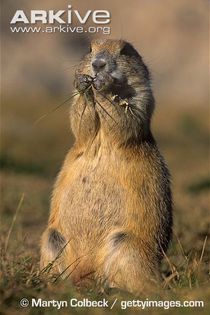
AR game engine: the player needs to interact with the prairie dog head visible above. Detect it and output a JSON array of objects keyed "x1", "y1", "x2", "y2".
[
  {"x1": 76, "y1": 39, "x2": 151, "y2": 96},
  {"x1": 73, "y1": 39, "x2": 155, "y2": 144}
]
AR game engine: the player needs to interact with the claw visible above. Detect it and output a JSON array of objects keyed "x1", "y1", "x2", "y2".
[
  {"x1": 111, "y1": 95, "x2": 120, "y2": 102},
  {"x1": 110, "y1": 95, "x2": 131, "y2": 113},
  {"x1": 119, "y1": 99, "x2": 129, "y2": 107},
  {"x1": 75, "y1": 74, "x2": 93, "y2": 92}
]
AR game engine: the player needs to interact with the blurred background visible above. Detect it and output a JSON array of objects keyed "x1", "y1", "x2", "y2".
[
  {"x1": 0, "y1": 0, "x2": 209, "y2": 308},
  {"x1": 1, "y1": 0, "x2": 209, "y2": 172}
]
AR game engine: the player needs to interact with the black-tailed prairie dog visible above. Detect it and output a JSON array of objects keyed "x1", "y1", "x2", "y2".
[{"x1": 40, "y1": 39, "x2": 173, "y2": 294}]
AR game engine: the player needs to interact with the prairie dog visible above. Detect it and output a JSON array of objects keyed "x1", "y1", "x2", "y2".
[{"x1": 40, "y1": 39, "x2": 173, "y2": 294}]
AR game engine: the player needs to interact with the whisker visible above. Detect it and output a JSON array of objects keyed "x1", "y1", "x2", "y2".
[
  {"x1": 97, "y1": 92, "x2": 115, "y2": 106},
  {"x1": 130, "y1": 107, "x2": 146, "y2": 120},
  {"x1": 34, "y1": 92, "x2": 80, "y2": 125},
  {"x1": 95, "y1": 98, "x2": 117, "y2": 124},
  {"x1": 132, "y1": 86, "x2": 151, "y2": 91},
  {"x1": 95, "y1": 100, "x2": 112, "y2": 129},
  {"x1": 128, "y1": 107, "x2": 136, "y2": 117},
  {"x1": 78, "y1": 85, "x2": 96, "y2": 137},
  {"x1": 97, "y1": 91, "x2": 121, "y2": 116},
  {"x1": 78, "y1": 95, "x2": 87, "y2": 134}
]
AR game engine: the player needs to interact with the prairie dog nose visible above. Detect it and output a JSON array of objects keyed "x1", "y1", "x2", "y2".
[{"x1": 92, "y1": 58, "x2": 106, "y2": 72}]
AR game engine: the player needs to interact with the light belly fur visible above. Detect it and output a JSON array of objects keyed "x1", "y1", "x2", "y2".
[{"x1": 58, "y1": 158, "x2": 126, "y2": 249}]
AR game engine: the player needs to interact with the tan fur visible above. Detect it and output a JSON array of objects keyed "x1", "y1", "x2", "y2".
[{"x1": 40, "y1": 39, "x2": 172, "y2": 294}]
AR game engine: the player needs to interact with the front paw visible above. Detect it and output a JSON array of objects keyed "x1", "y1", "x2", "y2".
[
  {"x1": 93, "y1": 73, "x2": 113, "y2": 91},
  {"x1": 74, "y1": 74, "x2": 93, "y2": 93}
]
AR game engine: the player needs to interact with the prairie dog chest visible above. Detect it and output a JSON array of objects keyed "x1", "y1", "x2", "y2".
[{"x1": 59, "y1": 151, "x2": 126, "y2": 227}]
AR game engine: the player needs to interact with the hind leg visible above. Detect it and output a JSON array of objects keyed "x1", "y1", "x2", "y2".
[
  {"x1": 40, "y1": 227, "x2": 68, "y2": 273},
  {"x1": 40, "y1": 227, "x2": 95, "y2": 286},
  {"x1": 40, "y1": 227, "x2": 80, "y2": 277},
  {"x1": 96, "y1": 232, "x2": 161, "y2": 294}
]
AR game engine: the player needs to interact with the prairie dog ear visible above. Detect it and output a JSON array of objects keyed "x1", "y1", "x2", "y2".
[
  {"x1": 120, "y1": 42, "x2": 141, "y2": 59},
  {"x1": 90, "y1": 40, "x2": 97, "y2": 52}
]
